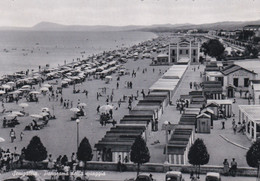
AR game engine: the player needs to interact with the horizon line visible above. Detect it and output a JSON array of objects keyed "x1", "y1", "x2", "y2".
[{"x1": 1, "y1": 18, "x2": 260, "y2": 28}]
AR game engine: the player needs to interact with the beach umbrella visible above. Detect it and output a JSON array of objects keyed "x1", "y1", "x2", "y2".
[
  {"x1": 29, "y1": 91, "x2": 40, "y2": 94},
  {"x1": 19, "y1": 103, "x2": 29, "y2": 108},
  {"x1": 0, "y1": 90, "x2": 5, "y2": 94},
  {"x1": 40, "y1": 87, "x2": 49, "y2": 91},
  {"x1": 42, "y1": 84, "x2": 52, "y2": 88},
  {"x1": 9, "y1": 90, "x2": 22, "y2": 95},
  {"x1": 12, "y1": 111, "x2": 24, "y2": 116},
  {"x1": 7, "y1": 81, "x2": 15, "y2": 85},
  {"x1": 6, "y1": 113, "x2": 17, "y2": 118},
  {"x1": 78, "y1": 103, "x2": 87, "y2": 107},
  {"x1": 105, "y1": 76, "x2": 112, "y2": 79},
  {"x1": 30, "y1": 114, "x2": 43, "y2": 119},
  {"x1": 61, "y1": 80, "x2": 68, "y2": 84},
  {"x1": 21, "y1": 85, "x2": 31, "y2": 89},
  {"x1": 0, "y1": 137, "x2": 5, "y2": 142},
  {"x1": 40, "y1": 112, "x2": 49, "y2": 117},
  {"x1": 42, "y1": 107, "x2": 49, "y2": 112},
  {"x1": 1, "y1": 85, "x2": 11, "y2": 89},
  {"x1": 100, "y1": 105, "x2": 113, "y2": 113},
  {"x1": 70, "y1": 108, "x2": 80, "y2": 112}
]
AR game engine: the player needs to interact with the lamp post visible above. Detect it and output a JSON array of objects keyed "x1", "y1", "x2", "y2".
[
  {"x1": 164, "y1": 121, "x2": 169, "y2": 163},
  {"x1": 76, "y1": 119, "x2": 80, "y2": 149}
]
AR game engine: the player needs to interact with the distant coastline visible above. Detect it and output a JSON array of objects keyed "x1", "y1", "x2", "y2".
[{"x1": 0, "y1": 31, "x2": 157, "y2": 76}]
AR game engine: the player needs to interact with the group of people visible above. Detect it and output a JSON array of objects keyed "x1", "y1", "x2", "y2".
[
  {"x1": 0, "y1": 147, "x2": 23, "y2": 173},
  {"x1": 125, "y1": 81, "x2": 133, "y2": 89},
  {"x1": 176, "y1": 98, "x2": 189, "y2": 114},
  {"x1": 9, "y1": 129, "x2": 24, "y2": 142},
  {"x1": 223, "y1": 158, "x2": 238, "y2": 176},
  {"x1": 232, "y1": 119, "x2": 246, "y2": 135},
  {"x1": 189, "y1": 81, "x2": 201, "y2": 91}
]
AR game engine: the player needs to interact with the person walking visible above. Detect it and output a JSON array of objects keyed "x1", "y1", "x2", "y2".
[
  {"x1": 20, "y1": 132, "x2": 24, "y2": 141},
  {"x1": 221, "y1": 119, "x2": 225, "y2": 129},
  {"x1": 232, "y1": 119, "x2": 235, "y2": 128},
  {"x1": 233, "y1": 124, "x2": 237, "y2": 134},
  {"x1": 10, "y1": 129, "x2": 16, "y2": 143}
]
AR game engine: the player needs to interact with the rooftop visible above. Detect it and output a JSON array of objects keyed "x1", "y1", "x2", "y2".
[
  {"x1": 221, "y1": 64, "x2": 256, "y2": 76},
  {"x1": 238, "y1": 105, "x2": 260, "y2": 121}
]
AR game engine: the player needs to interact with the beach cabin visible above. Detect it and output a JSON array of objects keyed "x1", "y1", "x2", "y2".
[
  {"x1": 144, "y1": 95, "x2": 168, "y2": 110},
  {"x1": 179, "y1": 114, "x2": 197, "y2": 127},
  {"x1": 207, "y1": 99, "x2": 233, "y2": 118},
  {"x1": 196, "y1": 113, "x2": 211, "y2": 134},
  {"x1": 129, "y1": 110, "x2": 156, "y2": 131},
  {"x1": 202, "y1": 81, "x2": 223, "y2": 100},
  {"x1": 167, "y1": 128, "x2": 194, "y2": 165},
  {"x1": 149, "y1": 91, "x2": 169, "y2": 105},
  {"x1": 132, "y1": 104, "x2": 162, "y2": 121},
  {"x1": 94, "y1": 124, "x2": 146, "y2": 162},
  {"x1": 205, "y1": 71, "x2": 224, "y2": 85},
  {"x1": 201, "y1": 108, "x2": 215, "y2": 128},
  {"x1": 238, "y1": 105, "x2": 260, "y2": 142}
]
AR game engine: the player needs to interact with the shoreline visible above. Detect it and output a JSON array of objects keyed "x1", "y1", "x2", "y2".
[{"x1": 0, "y1": 30, "x2": 158, "y2": 77}]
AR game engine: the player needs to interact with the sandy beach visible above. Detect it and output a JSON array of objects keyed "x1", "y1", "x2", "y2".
[{"x1": 0, "y1": 55, "x2": 169, "y2": 161}]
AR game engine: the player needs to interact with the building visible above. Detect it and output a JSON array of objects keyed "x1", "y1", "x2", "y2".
[
  {"x1": 221, "y1": 64, "x2": 257, "y2": 91},
  {"x1": 239, "y1": 105, "x2": 260, "y2": 142},
  {"x1": 168, "y1": 39, "x2": 200, "y2": 64},
  {"x1": 243, "y1": 25, "x2": 260, "y2": 32},
  {"x1": 249, "y1": 80, "x2": 260, "y2": 104},
  {"x1": 243, "y1": 25, "x2": 260, "y2": 37},
  {"x1": 152, "y1": 53, "x2": 169, "y2": 65}
]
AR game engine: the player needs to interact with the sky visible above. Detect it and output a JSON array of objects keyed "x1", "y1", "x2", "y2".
[{"x1": 0, "y1": 0, "x2": 260, "y2": 27}]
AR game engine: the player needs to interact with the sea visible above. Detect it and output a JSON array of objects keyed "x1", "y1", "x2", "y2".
[{"x1": 0, "y1": 31, "x2": 157, "y2": 76}]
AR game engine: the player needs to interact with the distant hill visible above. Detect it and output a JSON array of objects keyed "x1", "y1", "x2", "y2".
[
  {"x1": 1, "y1": 20, "x2": 260, "y2": 32},
  {"x1": 139, "y1": 20, "x2": 260, "y2": 32}
]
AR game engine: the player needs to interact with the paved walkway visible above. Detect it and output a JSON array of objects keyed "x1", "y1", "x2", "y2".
[{"x1": 148, "y1": 64, "x2": 252, "y2": 167}]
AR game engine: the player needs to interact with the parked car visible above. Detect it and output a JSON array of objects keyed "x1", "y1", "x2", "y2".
[
  {"x1": 126, "y1": 173, "x2": 155, "y2": 181},
  {"x1": 205, "y1": 172, "x2": 221, "y2": 181},
  {"x1": 136, "y1": 174, "x2": 155, "y2": 181},
  {"x1": 165, "y1": 171, "x2": 184, "y2": 181}
]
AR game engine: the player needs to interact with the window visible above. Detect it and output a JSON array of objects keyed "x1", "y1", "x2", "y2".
[
  {"x1": 233, "y1": 78, "x2": 239, "y2": 87},
  {"x1": 186, "y1": 50, "x2": 189, "y2": 54},
  {"x1": 193, "y1": 58, "x2": 196, "y2": 62},
  {"x1": 193, "y1": 50, "x2": 196, "y2": 56},
  {"x1": 244, "y1": 78, "x2": 249, "y2": 87},
  {"x1": 172, "y1": 50, "x2": 175, "y2": 55},
  {"x1": 180, "y1": 50, "x2": 182, "y2": 54},
  {"x1": 172, "y1": 58, "x2": 175, "y2": 62}
]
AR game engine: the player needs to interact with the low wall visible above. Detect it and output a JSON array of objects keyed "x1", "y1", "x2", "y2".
[{"x1": 86, "y1": 161, "x2": 258, "y2": 177}]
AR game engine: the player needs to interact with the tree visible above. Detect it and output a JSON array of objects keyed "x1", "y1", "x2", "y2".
[
  {"x1": 24, "y1": 136, "x2": 47, "y2": 168},
  {"x1": 201, "y1": 42, "x2": 209, "y2": 61},
  {"x1": 245, "y1": 45, "x2": 259, "y2": 58},
  {"x1": 130, "y1": 135, "x2": 150, "y2": 176},
  {"x1": 246, "y1": 140, "x2": 260, "y2": 179},
  {"x1": 188, "y1": 138, "x2": 209, "y2": 178},
  {"x1": 77, "y1": 137, "x2": 93, "y2": 179},
  {"x1": 201, "y1": 39, "x2": 225, "y2": 60}
]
